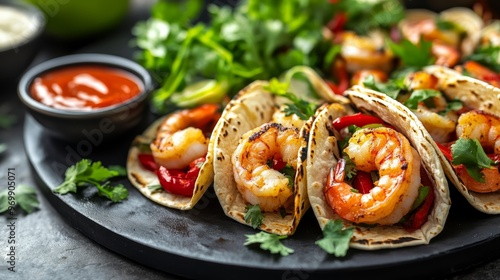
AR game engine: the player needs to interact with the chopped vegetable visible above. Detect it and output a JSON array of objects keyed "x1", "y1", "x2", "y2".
[
  {"x1": 387, "y1": 39, "x2": 435, "y2": 69},
  {"x1": 265, "y1": 78, "x2": 318, "y2": 120},
  {"x1": 0, "y1": 184, "x2": 40, "y2": 215},
  {"x1": 329, "y1": 0, "x2": 405, "y2": 34},
  {"x1": 244, "y1": 231, "x2": 294, "y2": 256},
  {"x1": 54, "y1": 159, "x2": 129, "y2": 202},
  {"x1": 245, "y1": 204, "x2": 264, "y2": 229},
  {"x1": 315, "y1": 219, "x2": 353, "y2": 257},
  {"x1": 132, "y1": 0, "x2": 337, "y2": 113},
  {"x1": 451, "y1": 138, "x2": 496, "y2": 183}
]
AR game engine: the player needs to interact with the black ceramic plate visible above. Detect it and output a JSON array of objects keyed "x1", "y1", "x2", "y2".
[
  {"x1": 24, "y1": 105, "x2": 500, "y2": 280},
  {"x1": 24, "y1": 13, "x2": 500, "y2": 280}
]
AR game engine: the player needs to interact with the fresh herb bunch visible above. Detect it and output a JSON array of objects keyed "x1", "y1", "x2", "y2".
[
  {"x1": 330, "y1": 0, "x2": 405, "y2": 35},
  {"x1": 132, "y1": 0, "x2": 337, "y2": 113},
  {"x1": 54, "y1": 159, "x2": 129, "y2": 202}
]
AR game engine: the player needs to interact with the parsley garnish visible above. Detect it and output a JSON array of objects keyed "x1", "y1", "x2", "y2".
[
  {"x1": 331, "y1": 0, "x2": 405, "y2": 35},
  {"x1": 244, "y1": 231, "x2": 294, "y2": 256},
  {"x1": 403, "y1": 89, "x2": 441, "y2": 110},
  {"x1": 343, "y1": 156, "x2": 357, "y2": 180},
  {"x1": 451, "y1": 138, "x2": 496, "y2": 183},
  {"x1": 54, "y1": 159, "x2": 129, "y2": 202},
  {"x1": 362, "y1": 75, "x2": 406, "y2": 100},
  {"x1": 266, "y1": 78, "x2": 318, "y2": 120},
  {"x1": 148, "y1": 184, "x2": 163, "y2": 194},
  {"x1": 387, "y1": 39, "x2": 435, "y2": 68},
  {"x1": 439, "y1": 99, "x2": 463, "y2": 116},
  {"x1": 245, "y1": 204, "x2": 264, "y2": 229},
  {"x1": 466, "y1": 45, "x2": 500, "y2": 72},
  {"x1": 0, "y1": 184, "x2": 40, "y2": 215},
  {"x1": 315, "y1": 219, "x2": 354, "y2": 257}
]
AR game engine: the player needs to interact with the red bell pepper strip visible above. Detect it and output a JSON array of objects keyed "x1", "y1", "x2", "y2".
[
  {"x1": 156, "y1": 157, "x2": 205, "y2": 197},
  {"x1": 272, "y1": 156, "x2": 287, "y2": 171},
  {"x1": 138, "y1": 154, "x2": 158, "y2": 172},
  {"x1": 352, "y1": 171, "x2": 373, "y2": 194},
  {"x1": 436, "y1": 142, "x2": 453, "y2": 162},
  {"x1": 326, "y1": 59, "x2": 350, "y2": 95},
  {"x1": 326, "y1": 12, "x2": 346, "y2": 34},
  {"x1": 403, "y1": 185, "x2": 435, "y2": 232},
  {"x1": 332, "y1": 113, "x2": 386, "y2": 131}
]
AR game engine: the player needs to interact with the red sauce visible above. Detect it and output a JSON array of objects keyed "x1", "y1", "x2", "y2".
[{"x1": 30, "y1": 65, "x2": 143, "y2": 110}]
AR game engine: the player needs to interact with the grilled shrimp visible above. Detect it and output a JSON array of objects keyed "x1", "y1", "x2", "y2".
[
  {"x1": 232, "y1": 123, "x2": 302, "y2": 212},
  {"x1": 456, "y1": 110, "x2": 500, "y2": 154},
  {"x1": 454, "y1": 110, "x2": 500, "y2": 193},
  {"x1": 339, "y1": 31, "x2": 394, "y2": 73},
  {"x1": 404, "y1": 71, "x2": 458, "y2": 142},
  {"x1": 324, "y1": 127, "x2": 421, "y2": 225},
  {"x1": 151, "y1": 104, "x2": 220, "y2": 169}
]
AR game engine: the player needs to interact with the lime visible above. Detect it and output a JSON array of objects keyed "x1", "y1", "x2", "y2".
[
  {"x1": 24, "y1": 0, "x2": 130, "y2": 40},
  {"x1": 172, "y1": 79, "x2": 228, "y2": 108}
]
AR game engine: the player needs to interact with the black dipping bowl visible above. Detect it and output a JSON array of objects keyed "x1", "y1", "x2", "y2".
[
  {"x1": 0, "y1": 0, "x2": 45, "y2": 83},
  {"x1": 18, "y1": 53, "x2": 153, "y2": 143}
]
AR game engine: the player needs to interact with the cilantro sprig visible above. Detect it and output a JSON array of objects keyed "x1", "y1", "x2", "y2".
[
  {"x1": 245, "y1": 204, "x2": 264, "y2": 229},
  {"x1": 133, "y1": 0, "x2": 336, "y2": 113},
  {"x1": 387, "y1": 39, "x2": 435, "y2": 69},
  {"x1": 465, "y1": 45, "x2": 500, "y2": 72},
  {"x1": 266, "y1": 78, "x2": 318, "y2": 120},
  {"x1": 245, "y1": 231, "x2": 294, "y2": 256},
  {"x1": 0, "y1": 184, "x2": 40, "y2": 215},
  {"x1": 451, "y1": 138, "x2": 496, "y2": 183},
  {"x1": 54, "y1": 159, "x2": 129, "y2": 202},
  {"x1": 331, "y1": 0, "x2": 405, "y2": 35},
  {"x1": 316, "y1": 219, "x2": 354, "y2": 257}
]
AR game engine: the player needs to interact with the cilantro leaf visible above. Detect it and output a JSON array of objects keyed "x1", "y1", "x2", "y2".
[
  {"x1": 343, "y1": 156, "x2": 357, "y2": 180},
  {"x1": 148, "y1": 184, "x2": 163, "y2": 194},
  {"x1": 362, "y1": 75, "x2": 405, "y2": 99},
  {"x1": 266, "y1": 78, "x2": 317, "y2": 120},
  {"x1": 315, "y1": 219, "x2": 353, "y2": 257},
  {"x1": 331, "y1": 0, "x2": 405, "y2": 34},
  {"x1": 0, "y1": 185, "x2": 40, "y2": 215},
  {"x1": 387, "y1": 39, "x2": 435, "y2": 68},
  {"x1": 439, "y1": 99, "x2": 463, "y2": 116},
  {"x1": 245, "y1": 204, "x2": 264, "y2": 229},
  {"x1": 466, "y1": 46, "x2": 500, "y2": 72},
  {"x1": 451, "y1": 138, "x2": 495, "y2": 183},
  {"x1": 403, "y1": 89, "x2": 441, "y2": 110},
  {"x1": 281, "y1": 164, "x2": 296, "y2": 191},
  {"x1": 54, "y1": 159, "x2": 128, "y2": 202},
  {"x1": 244, "y1": 231, "x2": 294, "y2": 256}
]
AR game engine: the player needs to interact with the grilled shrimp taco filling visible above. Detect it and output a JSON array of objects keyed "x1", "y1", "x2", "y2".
[
  {"x1": 127, "y1": 104, "x2": 222, "y2": 210},
  {"x1": 359, "y1": 67, "x2": 500, "y2": 202},
  {"x1": 325, "y1": 114, "x2": 435, "y2": 231},
  {"x1": 213, "y1": 67, "x2": 350, "y2": 235},
  {"x1": 307, "y1": 90, "x2": 450, "y2": 249}
]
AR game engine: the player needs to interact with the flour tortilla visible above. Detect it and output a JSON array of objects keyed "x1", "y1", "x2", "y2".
[
  {"x1": 127, "y1": 109, "x2": 222, "y2": 210},
  {"x1": 422, "y1": 65, "x2": 500, "y2": 214},
  {"x1": 211, "y1": 81, "x2": 308, "y2": 235},
  {"x1": 307, "y1": 86, "x2": 451, "y2": 249}
]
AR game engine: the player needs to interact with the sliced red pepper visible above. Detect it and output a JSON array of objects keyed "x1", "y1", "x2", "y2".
[
  {"x1": 332, "y1": 113, "x2": 386, "y2": 131},
  {"x1": 156, "y1": 157, "x2": 205, "y2": 197},
  {"x1": 403, "y1": 185, "x2": 434, "y2": 232},
  {"x1": 403, "y1": 167, "x2": 435, "y2": 232},
  {"x1": 326, "y1": 12, "x2": 346, "y2": 34},
  {"x1": 352, "y1": 171, "x2": 373, "y2": 194},
  {"x1": 326, "y1": 59, "x2": 350, "y2": 95},
  {"x1": 138, "y1": 154, "x2": 158, "y2": 172},
  {"x1": 272, "y1": 156, "x2": 287, "y2": 171},
  {"x1": 435, "y1": 142, "x2": 453, "y2": 162}
]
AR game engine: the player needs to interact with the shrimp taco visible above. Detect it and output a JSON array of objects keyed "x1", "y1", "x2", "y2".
[
  {"x1": 359, "y1": 65, "x2": 500, "y2": 214},
  {"x1": 306, "y1": 87, "x2": 451, "y2": 249},
  {"x1": 212, "y1": 67, "x2": 350, "y2": 235},
  {"x1": 127, "y1": 104, "x2": 222, "y2": 210}
]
